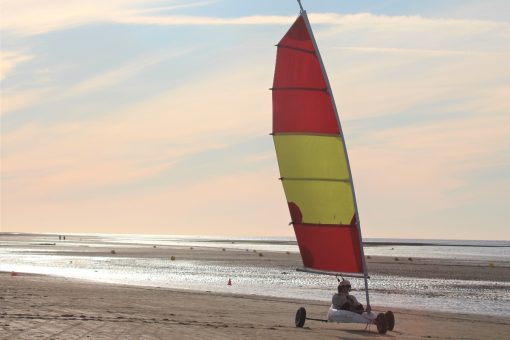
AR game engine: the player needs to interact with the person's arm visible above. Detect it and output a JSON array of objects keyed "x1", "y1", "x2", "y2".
[{"x1": 348, "y1": 295, "x2": 361, "y2": 306}]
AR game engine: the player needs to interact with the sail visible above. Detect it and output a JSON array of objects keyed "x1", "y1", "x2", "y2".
[{"x1": 272, "y1": 13, "x2": 364, "y2": 274}]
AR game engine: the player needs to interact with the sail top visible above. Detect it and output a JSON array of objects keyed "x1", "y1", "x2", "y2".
[
  {"x1": 272, "y1": 13, "x2": 364, "y2": 275},
  {"x1": 273, "y1": 15, "x2": 340, "y2": 135}
]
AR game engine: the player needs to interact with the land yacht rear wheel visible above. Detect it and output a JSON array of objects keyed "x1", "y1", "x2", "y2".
[{"x1": 385, "y1": 311, "x2": 395, "y2": 331}]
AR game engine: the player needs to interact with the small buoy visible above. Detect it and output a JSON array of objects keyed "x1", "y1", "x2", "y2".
[
  {"x1": 11, "y1": 271, "x2": 18, "y2": 276},
  {"x1": 227, "y1": 278, "x2": 232, "y2": 286}
]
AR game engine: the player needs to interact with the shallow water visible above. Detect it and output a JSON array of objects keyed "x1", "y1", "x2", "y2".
[
  {"x1": 1, "y1": 234, "x2": 509, "y2": 317},
  {"x1": 8, "y1": 233, "x2": 508, "y2": 261}
]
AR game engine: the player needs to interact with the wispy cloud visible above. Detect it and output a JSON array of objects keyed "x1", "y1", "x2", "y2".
[
  {"x1": 66, "y1": 48, "x2": 196, "y2": 98},
  {"x1": 1, "y1": 0, "x2": 217, "y2": 35},
  {"x1": 1, "y1": 88, "x2": 54, "y2": 116},
  {"x1": 3, "y1": 0, "x2": 509, "y2": 36},
  {"x1": 352, "y1": 109, "x2": 510, "y2": 238},
  {"x1": 1, "y1": 48, "x2": 195, "y2": 116},
  {"x1": 332, "y1": 46, "x2": 509, "y2": 57},
  {"x1": 1, "y1": 61, "x2": 270, "y2": 199},
  {"x1": 0, "y1": 51, "x2": 33, "y2": 81}
]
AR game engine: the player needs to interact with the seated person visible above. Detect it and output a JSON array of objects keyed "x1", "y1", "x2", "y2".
[{"x1": 332, "y1": 279, "x2": 364, "y2": 314}]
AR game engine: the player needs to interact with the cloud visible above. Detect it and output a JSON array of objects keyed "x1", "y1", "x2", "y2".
[
  {"x1": 0, "y1": 51, "x2": 33, "y2": 81},
  {"x1": 1, "y1": 0, "x2": 218, "y2": 35},
  {"x1": 66, "y1": 48, "x2": 196, "y2": 98},
  {"x1": 1, "y1": 88, "x2": 54, "y2": 115},
  {"x1": 332, "y1": 46, "x2": 508, "y2": 57},
  {"x1": 350, "y1": 99, "x2": 510, "y2": 238},
  {"x1": 1, "y1": 60, "x2": 271, "y2": 200},
  {"x1": 3, "y1": 0, "x2": 509, "y2": 37},
  {"x1": 0, "y1": 48, "x2": 196, "y2": 116}
]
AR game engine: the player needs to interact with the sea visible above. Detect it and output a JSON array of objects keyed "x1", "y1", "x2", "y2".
[{"x1": 1, "y1": 233, "x2": 509, "y2": 317}]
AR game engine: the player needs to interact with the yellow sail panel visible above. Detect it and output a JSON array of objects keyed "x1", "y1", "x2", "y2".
[
  {"x1": 273, "y1": 135, "x2": 349, "y2": 180},
  {"x1": 282, "y1": 180, "x2": 355, "y2": 225}
]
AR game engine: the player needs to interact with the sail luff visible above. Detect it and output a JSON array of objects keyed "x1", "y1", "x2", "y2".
[{"x1": 299, "y1": 11, "x2": 371, "y2": 307}]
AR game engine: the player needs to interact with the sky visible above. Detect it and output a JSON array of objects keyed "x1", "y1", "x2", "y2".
[{"x1": 1, "y1": 0, "x2": 509, "y2": 240}]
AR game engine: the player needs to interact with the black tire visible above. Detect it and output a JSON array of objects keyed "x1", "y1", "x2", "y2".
[
  {"x1": 295, "y1": 307, "x2": 306, "y2": 328},
  {"x1": 385, "y1": 311, "x2": 395, "y2": 331},
  {"x1": 376, "y1": 313, "x2": 387, "y2": 334}
]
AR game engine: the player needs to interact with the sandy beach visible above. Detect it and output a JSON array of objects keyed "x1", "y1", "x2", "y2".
[
  {"x1": 1, "y1": 235, "x2": 510, "y2": 339},
  {"x1": 1, "y1": 272, "x2": 509, "y2": 339}
]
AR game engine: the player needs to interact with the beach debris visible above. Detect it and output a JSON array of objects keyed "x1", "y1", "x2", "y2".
[
  {"x1": 367, "y1": 255, "x2": 371, "y2": 259},
  {"x1": 394, "y1": 257, "x2": 399, "y2": 261},
  {"x1": 488, "y1": 262, "x2": 495, "y2": 268},
  {"x1": 227, "y1": 278, "x2": 232, "y2": 286},
  {"x1": 286, "y1": 251, "x2": 290, "y2": 255},
  {"x1": 253, "y1": 250, "x2": 257, "y2": 253},
  {"x1": 11, "y1": 271, "x2": 19, "y2": 277},
  {"x1": 259, "y1": 252, "x2": 264, "y2": 257},
  {"x1": 222, "y1": 248, "x2": 226, "y2": 251},
  {"x1": 110, "y1": 249, "x2": 116, "y2": 254},
  {"x1": 408, "y1": 257, "x2": 413, "y2": 261},
  {"x1": 190, "y1": 247, "x2": 194, "y2": 250},
  {"x1": 153, "y1": 245, "x2": 157, "y2": 248},
  {"x1": 170, "y1": 256, "x2": 176, "y2": 261}
]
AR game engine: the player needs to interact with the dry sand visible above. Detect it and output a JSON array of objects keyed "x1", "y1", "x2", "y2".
[{"x1": 1, "y1": 273, "x2": 509, "y2": 339}]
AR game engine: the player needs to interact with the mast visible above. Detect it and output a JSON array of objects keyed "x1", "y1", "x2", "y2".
[
  {"x1": 298, "y1": 3, "x2": 371, "y2": 310},
  {"x1": 296, "y1": 0, "x2": 304, "y2": 12}
]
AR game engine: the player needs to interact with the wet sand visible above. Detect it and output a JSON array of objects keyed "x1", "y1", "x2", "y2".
[
  {"x1": 5, "y1": 232, "x2": 510, "y2": 282},
  {"x1": 1, "y1": 272, "x2": 509, "y2": 339}
]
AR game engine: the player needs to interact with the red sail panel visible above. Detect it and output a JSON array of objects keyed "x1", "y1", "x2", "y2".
[
  {"x1": 293, "y1": 223, "x2": 363, "y2": 273},
  {"x1": 273, "y1": 90, "x2": 338, "y2": 134},
  {"x1": 273, "y1": 47, "x2": 326, "y2": 89},
  {"x1": 278, "y1": 15, "x2": 314, "y2": 51}
]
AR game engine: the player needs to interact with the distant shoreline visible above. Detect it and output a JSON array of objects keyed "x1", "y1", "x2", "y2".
[{"x1": 1, "y1": 232, "x2": 508, "y2": 248}]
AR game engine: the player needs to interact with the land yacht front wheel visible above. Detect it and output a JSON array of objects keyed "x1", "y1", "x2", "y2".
[
  {"x1": 295, "y1": 307, "x2": 306, "y2": 327},
  {"x1": 376, "y1": 313, "x2": 387, "y2": 334}
]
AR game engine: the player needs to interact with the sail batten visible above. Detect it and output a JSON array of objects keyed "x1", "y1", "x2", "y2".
[
  {"x1": 271, "y1": 87, "x2": 328, "y2": 92},
  {"x1": 276, "y1": 44, "x2": 315, "y2": 54},
  {"x1": 281, "y1": 178, "x2": 351, "y2": 183},
  {"x1": 272, "y1": 11, "x2": 365, "y2": 274}
]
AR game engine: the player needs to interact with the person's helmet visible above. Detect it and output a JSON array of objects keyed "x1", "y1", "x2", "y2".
[{"x1": 337, "y1": 279, "x2": 351, "y2": 293}]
